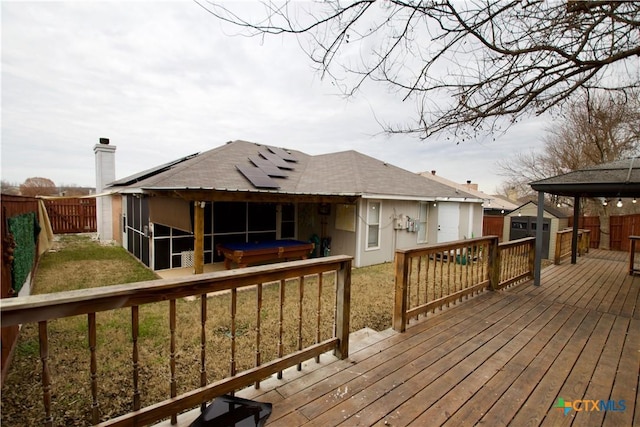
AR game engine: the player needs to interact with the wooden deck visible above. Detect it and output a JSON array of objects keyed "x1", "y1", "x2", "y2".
[{"x1": 236, "y1": 249, "x2": 639, "y2": 426}]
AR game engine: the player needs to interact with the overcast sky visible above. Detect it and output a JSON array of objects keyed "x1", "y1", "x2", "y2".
[{"x1": 2, "y1": 1, "x2": 550, "y2": 194}]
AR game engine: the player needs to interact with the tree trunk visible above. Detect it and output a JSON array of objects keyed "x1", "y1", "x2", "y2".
[{"x1": 596, "y1": 204, "x2": 611, "y2": 250}]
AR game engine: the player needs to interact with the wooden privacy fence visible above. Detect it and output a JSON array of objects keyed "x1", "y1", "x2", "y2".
[
  {"x1": 42, "y1": 198, "x2": 96, "y2": 234},
  {"x1": 0, "y1": 255, "x2": 352, "y2": 426},
  {"x1": 393, "y1": 236, "x2": 535, "y2": 332},
  {"x1": 1, "y1": 194, "x2": 40, "y2": 384},
  {"x1": 610, "y1": 214, "x2": 640, "y2": 251},
  {"x1": 567, "y1": 213, "x2": 640, "y2": 251},
  {"x1": 568, "y1": 216, "x2": 600, "y2": 249},
  {"x1": 482, "y1": 215, "x2": 504, "y2": 241}
]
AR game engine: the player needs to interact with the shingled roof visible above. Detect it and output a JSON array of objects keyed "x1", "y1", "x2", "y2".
[
  {"x1": 530, "y1": 158, "x2": 640, "y2": 197},
  {"x1": 419, "y1": 171, "x2": 518, "y2": 211},
  {"x1": 110, "y1": 140, "x2": 479, "y2": 201}
]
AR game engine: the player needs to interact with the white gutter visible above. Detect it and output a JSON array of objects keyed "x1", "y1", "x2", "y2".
[{"x1": 360, "y1": 193, "x2": 485, "y2": 203}]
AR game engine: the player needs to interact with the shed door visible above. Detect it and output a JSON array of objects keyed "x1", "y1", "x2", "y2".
[
  {"x1": 437, "y1": 203, "x2": 459, "y2": 243},
  {"x1": 510, "y1": 216, "x2": 550, "y2": 258}
]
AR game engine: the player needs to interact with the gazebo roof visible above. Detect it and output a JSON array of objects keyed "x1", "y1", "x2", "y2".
[{"x1": 529, "y1": 158, "x2": 640, "y2": 197}]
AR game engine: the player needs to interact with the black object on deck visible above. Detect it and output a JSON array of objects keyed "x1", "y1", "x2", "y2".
[{"x1": 189, "y1": 394, "x2": 272, "y2": 427}]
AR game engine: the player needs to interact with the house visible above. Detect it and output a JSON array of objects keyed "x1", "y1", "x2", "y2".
[
  {"x1": 96, "y1": 139, "x2": 484, "y2": 270},
  {"x1": 503, "y1": 201, "x2": 569, "y2": 259},
  {"x1": 419, "y1": 170, "x2": 518, "y2": 215},
  {"x1": 419, "y1": 171, "x2": 518, "y2": 241}
]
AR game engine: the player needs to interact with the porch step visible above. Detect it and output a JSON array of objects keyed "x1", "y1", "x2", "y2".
[
  {"x1": 152, "y1": 327, "x2": 396, "y2": 427},
  {"x1": 348, "y1": 327, "x2": 395, "y2": 353}
]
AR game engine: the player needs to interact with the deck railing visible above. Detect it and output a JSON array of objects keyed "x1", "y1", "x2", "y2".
[
  {"x1": 495, "y1": 237, "x2": 536, "y2": 289},
  {"x1": 554, "y1": 229, "x2": 590, "y2": 265},
  {"x1": 0, "y1": 255, "x2": 352, "y2": 426},
  {"x1": 393, "y1": 236, "x2": 536, "y2": 332}
]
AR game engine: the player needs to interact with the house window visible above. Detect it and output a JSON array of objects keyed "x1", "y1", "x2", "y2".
[
  {"x1": 418, "y1": 202, "x2": 428, "y2": 243},
  {"x1": 279, "y1": 204, "x2": 296, "y2": 239},
  {"x1": 367, "y1": 201, "x2": 381, "y2": 249}
]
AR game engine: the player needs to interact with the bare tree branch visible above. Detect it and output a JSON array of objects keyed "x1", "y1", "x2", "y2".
[
  {"x1": 196, "y1": 0, "x2": 640, "y2": 139},
  {"x1": 497, "y1": 90, "x2": 640, "y2": 202}
]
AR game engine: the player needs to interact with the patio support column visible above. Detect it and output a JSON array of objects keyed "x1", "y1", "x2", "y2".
[
  {"x1": 193, "y1": 201, "x2": 204, "y2": 275},
  {"x1": 534, "y1": 191, "x2": 544, "y2": 286},
  {"x1": 571, "y1": 196, "x2": 580, "y2": 264}
]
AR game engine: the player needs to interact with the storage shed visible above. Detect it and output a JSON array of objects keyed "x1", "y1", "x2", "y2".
[{"x1": 503, "y1": 201, "x2": 569, "y2": 259}]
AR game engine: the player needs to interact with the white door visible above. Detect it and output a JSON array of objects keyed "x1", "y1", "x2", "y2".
[{"x1": 437, "y1": 203, "x2": 459, "y2": 242}]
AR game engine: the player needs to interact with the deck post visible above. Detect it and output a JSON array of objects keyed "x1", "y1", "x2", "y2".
[
  {"x1": 193, "y1": 202, "x2": 204, "y2": 275},
  {"x1": 571, "y1": 196, "x2": 580, "y2": 264},
  {"x1": 334, "y1": 259, "x2": 351, "y2": 359},
  {"x1": 393, "y1": 251, "x2": 409, "y2": 332},
  {"x1": 534, "y1": 191, "x2": 544, "y2": 286},
  {"x1": 528, "y1": 238, "x2": 536, "y2": 280},
  {"x1": 487, "y1": 237, "x2": 500, "y2": 290}
]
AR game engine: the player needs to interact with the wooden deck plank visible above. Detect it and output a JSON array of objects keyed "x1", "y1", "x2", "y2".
[
  {"x1": 634, "y1": 332, "x2": 640, "y2": 426},
  {"x1": 607, "y1": 271, "x2": 635, "y2": 317},
  {"x1": 408, "y1": 301, "x2": 565, "y2": 426},
  {"x1": 620, "y1": 274, "x2": 640, "y2": 319},
  {"x1": 541, "y1": 312, "x2": 617, "y2": 426},
  {"x1": 293, "y1": 294, "x2": 527, "y2": 425},
  {"x1": 240, "y1": 250, "x2": 639, "y2": 427},
  {"x1": 508, "y1": 260, "x2": 578, "y2": 297},
  {"x1": 440, "y1": 302, "x2": 574, "y2": 426},
  {"x1": 573, "y1": 257, "x2": 625, "y2": 310},
  {"x1": 571, "y1": 315, "x2": 630, "y2": 427},
  {"x1": 508, "y1": 309, "x2": 602, "y2": 426},
  {"x1": 553, "y1": 257, "x2": 609, "y2": 307},
  {"x1": 265, "y1": 292, "x2": 512, "y2": 425},
  {"x1": 329, "y1": 294, "x2": 554, "y2": 426},
  {"x1": 475, "y1": 307, "x2": 589, "y2": 425},
  {"x1": 603, "y1": 317, "x2": 640, "y2": 427},
  {"x1": 583, "y1": 259, "x2": 626, "y2": 313}
]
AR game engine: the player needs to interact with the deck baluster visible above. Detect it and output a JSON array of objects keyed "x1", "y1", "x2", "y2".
[
  {"x1": 457, "y1": 246, "x2": 462, "y2": 297},
  {"x1": 415, "y1": 256, "x2": 421, "y2": 321},
  {"x1": 432, "y1": 251, "x2": 437, "y2": 313},
  {"x1": 255, "y1": 283, "x2": 262, "y2": 389},
  {"x1": 39, "y1": 321, "x2": 53, "y2": 427},
  {"x1": 230, "y1": 288, "x2": 237, "y2": 378},
  {"x1": 448, "y1": 250, "x2": 453, "y2": 307},
  {"x1": 423, "y1": 255, "x2": 429, "y2": 312},
  {"x1": 88, "y1": 313, "x2": 99, "y2": 425},
  {"x1": 407, "y1": 256, "x2": 413, "y2": 316},
  {"x1": 297, "y1": 276, "x2": 304, "y2": 371},
  {"x1": 315, "y1": 273, "x2": 323, "y2": 363},
  {"x1": 200, "y1": 295, "x2": 207, "y2": 412},
  {"x1": 169, "y1": 299, "x2": 177, "y2": 424},
  {"x1": 132, "y1": 306, "x2": 140, "y2": 411},
  {"x1": 436, "y1": 251, "x2": 442, "y2": 310},
  {"x1": 277, "y1": 279, "x2": 285, "y2": 379},
  {"x1": 465, "y1": 245, "x2": 470, "y2": 298}
]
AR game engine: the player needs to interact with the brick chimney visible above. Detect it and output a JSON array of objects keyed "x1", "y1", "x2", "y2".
[
  {"x1": 94, "y1": 138, "x2": 116, "y2": 242},
  {"x1": 465, "y1": 180, "x2": 479, "y2": 191}
]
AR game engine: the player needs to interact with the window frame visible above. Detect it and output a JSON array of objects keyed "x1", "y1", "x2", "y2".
[
  {"x1": 366, "y1": 200, "x2": 382, "y2": 250},
  {"x1": 417, "y1": 201, "x2": 428, "y2": 244}
]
